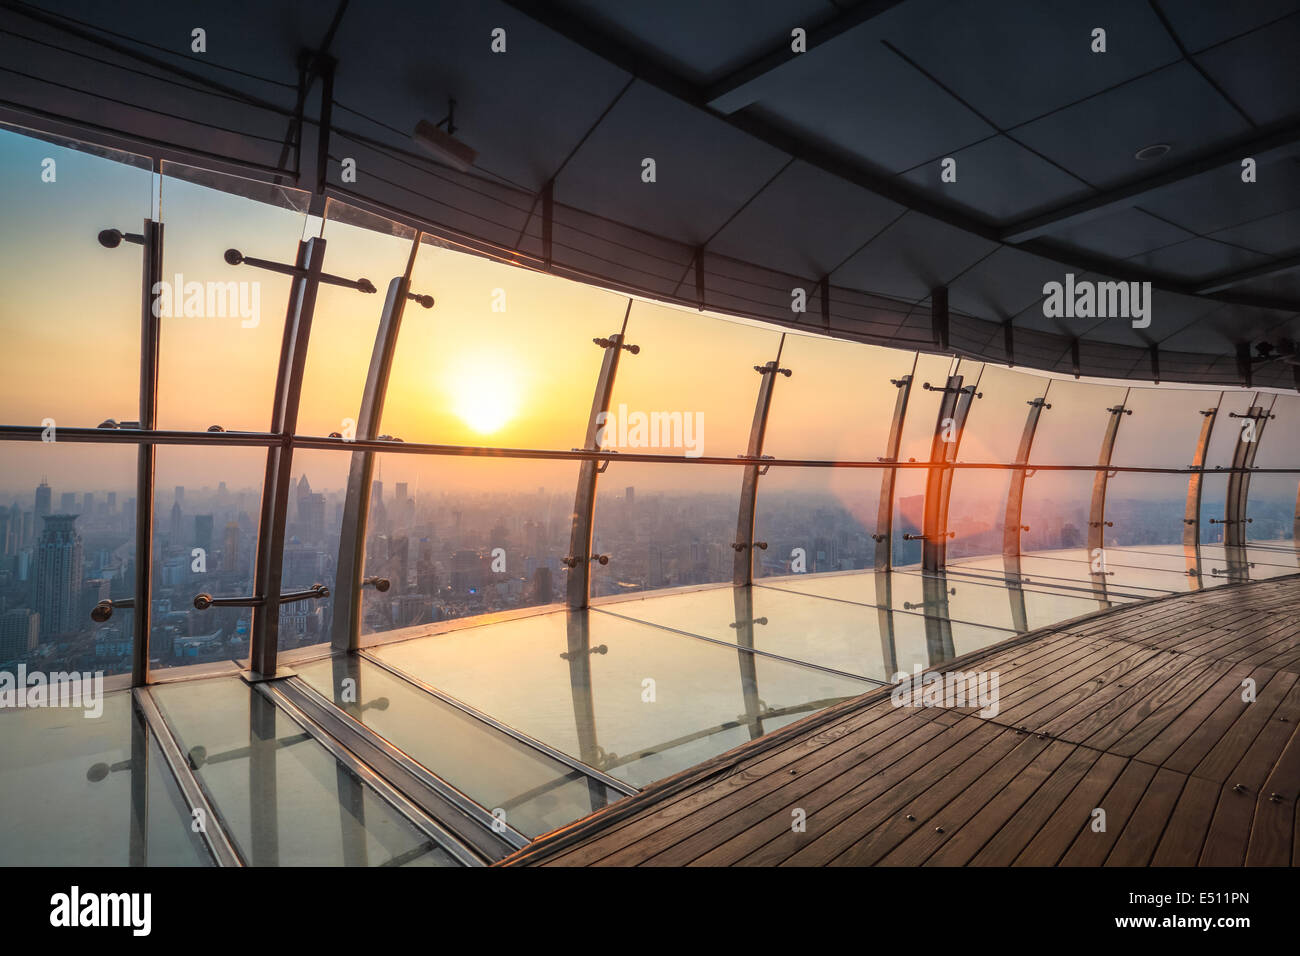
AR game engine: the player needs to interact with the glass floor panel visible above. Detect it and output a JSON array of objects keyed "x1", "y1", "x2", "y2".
[
  {"x1": 757, "y1": 568, "x2": 1110, "y2": 635},
  {"x1": 950, "y1": 548, "x2": 1193, "y2": 595},
  {"x1": 600, "y1": 580, "x2": 1013, "y2": 680},
  {"x1": 295, "y1": 656, "x2": 624, "y2": 838},
  {"x1": 151, "y1": 677, "x2": 460, "y2": 866},
  {"x1": 0, "y1": 690, "x2": 211, "y2": 866},
  {"x1": 368, "y1": 609, "x2": 873, "y2": 790}
]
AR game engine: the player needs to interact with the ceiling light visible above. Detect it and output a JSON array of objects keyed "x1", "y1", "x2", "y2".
[{"x1": 1134, "y1": 143, "x2": 1171, "y2": 161}]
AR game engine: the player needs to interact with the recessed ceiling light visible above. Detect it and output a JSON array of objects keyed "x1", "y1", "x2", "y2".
[{"x1": 1134, "y1": 143, "x2": 1171, "y2": 161}]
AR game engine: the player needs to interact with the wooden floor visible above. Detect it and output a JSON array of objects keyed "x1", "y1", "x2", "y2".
[{"x1": 502, "y1": 575, "x2": 1300, "y2": 866}]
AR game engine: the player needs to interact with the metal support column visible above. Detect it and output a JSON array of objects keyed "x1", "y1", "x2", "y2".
[
  {"x1": 930, "y1": 375, "x2": 980, "y2": 571},
  {"x1": 332, "y1": 248, "x2": 431, "y2": 653},
  {"x1": 1003, "y1": 389, "x2": 1051, "y2": 633},
  {"x1": 563, "y1": 611, "x2": 611, "y2": 812},
  {"x1": 732, "y1": 588, "x2": 766, "y2": 741},
  {"x1": 1182, "y1": 402, "x2": 1220, "y2": 588},
  {"x1": 873, "y1": 372, "x2": 913, "y2": 571},
  {"x1": 250, "y1": 238, "x2": 324, "y2": 678},
  {"x1": 1223, "y1": 402, "x2": 1273, "y2": 582},
  {"x1": 135, "y1": 219, "x2": 163, "y2": 684},
  {"x1": 732, "y1": 335, "x2": 789, "y2": 586},
  {"x1": 919, "y1": 376, "x2": 964, "y2": 572},
  {"x1": 1088, "y1": 391, "x2": 1131, "y2": 603},
  {"x1": 565, "y1": 303, "x2": 635, "y2": 608}
]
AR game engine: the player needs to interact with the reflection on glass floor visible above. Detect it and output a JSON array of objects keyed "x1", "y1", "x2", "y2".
[
  {"x1": 0, "y1": 691, "x2": 211, "y2": 865},
  {"x1": 151, "y1": 678, "x2": 461, "y2": 866}
]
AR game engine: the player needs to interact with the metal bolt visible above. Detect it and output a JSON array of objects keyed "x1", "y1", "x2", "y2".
[{"x1": 905, "y1": 814, "x2": 915, "y2": 821}]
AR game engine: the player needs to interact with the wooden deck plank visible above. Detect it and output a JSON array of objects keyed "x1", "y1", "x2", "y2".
[{"x1": 502, "y1": 574, "x2": 1300, "y2": 867}]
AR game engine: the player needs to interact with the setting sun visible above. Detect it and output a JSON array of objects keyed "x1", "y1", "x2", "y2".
[{"x1": 448, "y1": 352, "x2": 521, "y2": 435}]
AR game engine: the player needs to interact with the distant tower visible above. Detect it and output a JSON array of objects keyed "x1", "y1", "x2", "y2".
[
  {"x1": 170, "y1": 499, "x2": 183, "y2": 545},
  {"x1": 34, "y1": 479, "x2": 51, "y2": 521},
  {"x1": 35, "y1": 514, "x2": 83, "y2": 639},
  {"x1": 194, "y1": 514, "x2": 214, "y2": 553},
  {"x1": 626, "y1": 486, "x2": 635, "y2": 504},
  {"x1": 222, "y1": 522, "x2": 240, "y2": 572}
]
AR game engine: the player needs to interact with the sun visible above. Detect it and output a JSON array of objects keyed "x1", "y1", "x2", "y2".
[{"x1": 448, "y1": 353, "x2": 521, "y2": 435}]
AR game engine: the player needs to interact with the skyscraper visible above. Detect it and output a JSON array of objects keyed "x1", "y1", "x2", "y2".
[
  {"x1": 194, "y1": 514, "x2": 214, "y2": 553},
  {"x1": 35, "y1": 514, "x2": 83, "y2": 639},
  {"x1": 34, "y1": 479, "x2": 51, "y2": 521}
]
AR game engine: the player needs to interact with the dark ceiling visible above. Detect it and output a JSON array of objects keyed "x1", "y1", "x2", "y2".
[{"x1": 1, "y1": 0, "x2": 1298, "y2": 387}]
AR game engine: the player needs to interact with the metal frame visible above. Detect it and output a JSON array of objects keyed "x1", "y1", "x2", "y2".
[
  {"x1": 249, "y1": 237, "x2": 325, "y2": 678},
  {"x1": 873, "y1": 368, "x2": 914, "y2": 570},
  {"x1": 732, "y1": 335, "x2": 788, "y2": 586},
  {"x1": 332, "y1": 240, "x2": 426, "y2": 653},
  {"x1": 565, "y1": 302, "x2": 634, "y2": 609},
  {"x1": 1224, "y1": 400, "x2": 1275, "y2": 582},
  {"x1": 1087, "y1": 390, "x2": 1131, "y2": 603},
  {"x1": 1183, "y1": 400, "x2": 1222, "y2": 588},
  {"x1": 1003, "y1": 387, "x2": 1052, "y2": 631},
  {"x1": 921, "y1": 373, "x2": 981, "y2": 572},
  {"x1": 135, "y1": 219, "x2": 163, "y2": 685}
]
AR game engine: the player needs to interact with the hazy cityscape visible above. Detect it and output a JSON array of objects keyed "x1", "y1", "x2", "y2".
[{"x1": 2, "y1": 469, "x2": 1295, "y2": 678}]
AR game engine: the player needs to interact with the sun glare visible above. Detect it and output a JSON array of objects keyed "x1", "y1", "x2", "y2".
[{"x1": 448, "y1": 354, "x2": 521, "y2": 435}]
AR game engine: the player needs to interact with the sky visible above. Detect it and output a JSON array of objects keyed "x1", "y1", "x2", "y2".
[{"x1": 1, "y1": 122, "x2": 1297, "y2": 507}]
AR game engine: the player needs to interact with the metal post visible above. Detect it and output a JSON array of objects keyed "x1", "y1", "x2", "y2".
[
  {"x1": 1182, "y1": 401, "x2": 1221, "y2": 588},
  {"x1": 732, "y1": 335, "x2": 788, "y2": 586},
  {"x1": 732, "y1": 587, "x2": 765, "y2": 740},
  {"x1": 1003, "y1": 392, "x2": 1051, "y2": 579},
  {"x1": 249, "y1": 237, "x2": 326, "y2": 678},
  {"x1": 931, "y1": 286, "x2": 949, "y2": 351},
  {"x1": 873, "y1": 371, "x2": 913, "y2": 570},
  {"x1": 920, "y1": 570, "x2": 955, "y2": 665},
  {"x1": 133, "y1": 218, "x2": 163, "y2": 686},
  {"x1": 1088, "y1": 391, "x2": 1131, "y2": 603},
  {"x1": 332, "y1": 246, "x2": 429, "y2": 653},
  {"x1": 920, "y1": 376, "x2": 963, "y2": 572},
  {"x1": 1224, "y1": 401, "x2": 1273, "y2": 582},
  {"x1": 315, "y1": 56, "x2": 335, "y2": 200},
  {"x1": 873, "y1": 570, "x2": 897, "y2": 678},
  {"x1": 128, "y1": 698, "x2": 150, "y2": 865},
  {"x1": 930, "y1": 374, "x2": 980, "y2": 571},
  {"x1": 565, "y1": 303, "x2": 634, "y2": 609},
  {"x1": 563, "y1": 610, "x2": 610, "y2": 812}
]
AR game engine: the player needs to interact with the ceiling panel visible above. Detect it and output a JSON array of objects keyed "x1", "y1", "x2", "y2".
[
  {"x1": 1195, "y1": 14, "x2": 1300, "y2": 126},
  {"x1": 709, "y1": 160, "x2": 905, "y2": 277},
  {"x1": 551, "y1": 0, "x2": 836, "y2": 85},
  {"x1": 749, "y1": 34, "x2": 993, "y2": 174},
  {"x1": 831, "y1": 211, "x2": 997, "y2": 302},
  {"x1": 555, "y1": 80, "x2": 789, "y2": 247},
  {"x1": 1124, "y1": 237, "x2": 1271, "y2": 281},
  {"x1": 948, "y1": 246, "x2": 1076, "y2": 322},
  {"x1": 882, "y1": 0, "x2": 1181, "y2": 129},
  {"x1": 1013, "y1": 62, "x2": 1251, "y2": 188},
  {"x1": 1209, "y1": 208, "x2": 1300, "y2": 255},
  {"x1": 899, "y1": 134, "x2": 1092, "y2": 222},
  {"x1": 1154, "y1": 0, "x2": 1300, "y2": 53},
  {"x1": 1138, "y1": 154, "x2": 1300, "y2": 235},
  {"x1": 1043, "y1": 207, "x2": 1196, "y2": 259}
]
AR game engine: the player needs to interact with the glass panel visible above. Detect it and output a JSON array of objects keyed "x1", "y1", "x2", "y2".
[
  {"x1": 1205, "y1": 390, "x2": 1258, "y2": 468},
  {"x1": 590, "y1": 461, "x2": 740, "y2": 598},
  {"x1": 0, "y1": 690, "x2": 211, "y2": 865},
  {"x1": 891, "y1": 353, "x2": 952, "y2": 568},
  {"x1": 763, "y1": 335, "x2": 916, "y2": 461},
  {"x1": 384, "y1": 236, "x2": 630, "y2": 450},
  {"x1": 358, "y1": 454, "x2": 576, "y2": 639},
  {"x1": 150, "y1": 445, "x2": 263, "y2": 673},
  {"x1": 296, "y1": 201, "x2": 416, "y2": 438},
  {"x1": 610, "y1": 300, "x2": 783, "y2": 459},
  {"x1": 1025, "y1": 378, "x2": 1127, "y2": 465},
  {"x1": 278, "y1": 448, "x2": 349, "y2": 654},
  {"x1": 954, "y1": 363, "x2": 1051, "y2": 463},
  {"x1": 153, "y1": 676, "x2": 459, "y2": 866},
  {"x1": 1112, "y1": 385, "x2": 1219, "y2": 468},
  {"x1": 296, "y1": 656, "x2": 621, "y2": 837},
  {"x1": 0, "y1": 124, "x2": 152, "y2": 427},
  {"x1": 1248, "y1": 394, "x2": 1299, "y2": 551},
  {"x1": 753, "y1": 466, "x2": 884, "y2": 577},
  {"x1": 0, "y1": 440, "x2": 136, "y2": 676},
  {"x1": 370, "y1": 609, "x2": 871, "y2": 789},
  {"x1": 156, "y1": 162, "x2": 309, "y2": 431}
]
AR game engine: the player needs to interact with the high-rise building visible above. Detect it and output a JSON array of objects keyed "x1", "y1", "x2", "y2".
[
  {"x1": 222, "y1": 522, "x2": 240, "y2": 572},
  {"x1": 106, "y1": 491, "x2": 117, "y2": 515},
  {"x1": 82, "y1": 492, "x2": 94, "y2": 515},
  {"x1": 34, "y1": 479, "x2": 51, "y2": 522},
  {"x1": 170, "y1": 500, "x2": 183, "y2": 545},
  {"x1": 194, "y1": 514, "x2": 214, "y2": 553},
  {"x1": 0, "y1": 608, "x2": 39, "y2": 659},
  {"x1": 60, "y1": 492, "x2": 77, "y2": 513},
  {"x1": 35, "y1": 513, "x2": 83, "y2": 639}
]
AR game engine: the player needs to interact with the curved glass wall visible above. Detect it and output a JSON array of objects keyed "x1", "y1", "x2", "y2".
[{"x1": 3, "y1": 121, "x2": 1300, "y2": 860}]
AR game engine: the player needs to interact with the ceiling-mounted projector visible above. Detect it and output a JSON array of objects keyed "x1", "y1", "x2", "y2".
[{"x1": 413, "y1": 99, "x2": 477, "y2": 172}]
